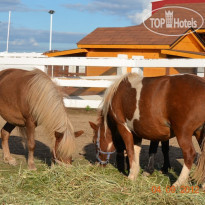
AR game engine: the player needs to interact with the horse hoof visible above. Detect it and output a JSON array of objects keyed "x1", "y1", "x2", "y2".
[
  {"x1": 128, "y1": 174, "x2": 136, "y2": 181},
  {"x1": 202, "y1": 183, "x2": 205, "y2": 191},
  {"x1": 28, "y1": 164, "x2": 37, "y2": 171},
  {"x1": 142, "y1": 171, "x2": 151, "y2": 177},
  {"x1": 160, "y1": 166, "x2": 170, "y2": 174},
  {"x1": 4, "y1": 157, "x2": 17, "y2": 166},
  {"x1": 172, "y1": 182, "x2": 179, "y2": 188},
  {"x1": 160, "y1": 169, "x2": 168, "y2": 175},
  {"x1": 51, "y1": 162, "x2": 55, "y2": 168}
]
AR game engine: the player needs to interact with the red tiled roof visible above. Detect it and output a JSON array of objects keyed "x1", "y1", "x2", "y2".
[{"x1": 78, "y1": 3, "x2": 205, "y2": 46}]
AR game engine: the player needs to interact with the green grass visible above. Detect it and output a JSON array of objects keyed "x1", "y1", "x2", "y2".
[
  {"x1": 85, "y1": 105, "x2": 91, "y2": 112},
  {"x1": 0, "y1": 159, "x2": 204, "y2": 205}
]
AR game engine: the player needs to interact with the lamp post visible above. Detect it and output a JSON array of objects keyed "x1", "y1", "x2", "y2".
[
  {"x1": 6, "y1": 11, "x2": 11, "y2": 52},
  {"x1": 48, "y1": 10, "x2": 55, "y2": 51}
]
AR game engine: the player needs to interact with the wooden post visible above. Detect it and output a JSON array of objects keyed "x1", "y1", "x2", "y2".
[
  {"x1": 117, "y1": 54, "x2": 128, "y2": 75},
  {"x1": 131, "y1": 56, "x2": 144, "y2": 76},
  {"x1": 196, "y1": 67, "x2": 204, "y2": 77},
  {"x1": 52, "y1": 65, "x2": 54, "y2": 78}
]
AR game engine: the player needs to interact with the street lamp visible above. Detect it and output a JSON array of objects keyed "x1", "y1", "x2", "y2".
[
  {"x1": 48, "y1": 10, "x2": 55, "y2": 51},
  {"x1": 6, "y1": 11, "x2": 11, "y2": 52}
]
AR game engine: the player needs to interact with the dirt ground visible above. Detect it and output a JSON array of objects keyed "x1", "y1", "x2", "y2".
[{"x1": 0, "y1": 108, "x2": 201, "y2": 173}]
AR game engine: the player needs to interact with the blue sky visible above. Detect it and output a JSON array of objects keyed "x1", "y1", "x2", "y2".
[{"x1": 0, "y1": 0, "x2": 152, "y2": 53}]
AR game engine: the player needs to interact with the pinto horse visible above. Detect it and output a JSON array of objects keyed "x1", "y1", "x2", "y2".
[
  {"x1": 90, "y1": 73, "x2": 205, "y2": 187},
  {"x1": 0, "y1": 69, "x2": 81, "y2": 170}
]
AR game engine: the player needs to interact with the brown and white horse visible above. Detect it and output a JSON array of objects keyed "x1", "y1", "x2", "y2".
[
  {"x1": 0, "y1": 69, "x2": 82, "y2": 170},
  {"x1": 90, "y1": 73, "x2": 205, "y2": 187}
]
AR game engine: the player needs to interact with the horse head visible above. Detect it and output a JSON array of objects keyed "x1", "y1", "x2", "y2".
[
  {"x1": 53, "y1": 130, "x2": 84, "y2": 165},
  {"x1": 89, "y1": 121, "x2": 115, "y2": 166}
]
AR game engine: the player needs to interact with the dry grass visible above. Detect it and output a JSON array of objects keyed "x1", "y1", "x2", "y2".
[{"x1": 0, "y1": 159, "x2": 205, "y2": 205}]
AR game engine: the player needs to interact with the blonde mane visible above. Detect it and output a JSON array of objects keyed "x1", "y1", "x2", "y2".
[
  {"x1": 26, "y1": 69, "x2": 75, "y2": 158},
  {"x1": 100, "y1": 72, "x2": 139, "y2": 127}
]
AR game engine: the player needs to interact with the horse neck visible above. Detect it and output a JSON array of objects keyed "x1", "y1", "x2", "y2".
[
  {"x1": 27, "y1": 70, "x2": 74, "y2": 135},
  {"x1": 39, "y1": 101, "x2": 74, "y2": 135}
]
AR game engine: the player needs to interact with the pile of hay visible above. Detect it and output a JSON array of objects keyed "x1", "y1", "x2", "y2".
[{"x1": 0, "y1": 159, "x2": 204, "y2": 204}]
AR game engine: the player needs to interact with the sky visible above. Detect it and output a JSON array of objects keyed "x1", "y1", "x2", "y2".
[{"x1": 0, "y1": 0, "x2": 153, "y2": 53}]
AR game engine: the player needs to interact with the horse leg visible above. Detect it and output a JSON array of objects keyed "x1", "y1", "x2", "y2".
[
  {"x1": 1, "y1": 123, "x2": 16, "y2": 165},
  {"x1": 133, "y1": 138, "x2": 142, "y2": 179},
  {"x1": 161, "y1": 140, "x2": 171, "y2": 174},
  {"x1": 117, "y1": 124, "x2": 141, "y2": 180},
  {"x1": 25, "y1": 118, "x2": 36, "y2": 170},
  {"x1": 115, "y1": 131, "x2": 129, "y2": 174},
  {"x1": 116, "y1": 151, "x2": 126, "y2": 174},
  {"x1": 173, "y1": 134, "x2": 196, "y2": 187},
  {"x1": 144, "y1": 140, "x2": 159, "y2": 176}
]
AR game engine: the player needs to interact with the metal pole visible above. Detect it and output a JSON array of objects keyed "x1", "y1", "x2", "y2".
[
  {"x1": 48, "y1": 10, "x2": 55, "y2": 51},
  {"x1": 49, "y1": 14, "x2": 52, "y2": 50},
  {"x1": 6, "y1": 11, "x2": 11, "y2": 52}
]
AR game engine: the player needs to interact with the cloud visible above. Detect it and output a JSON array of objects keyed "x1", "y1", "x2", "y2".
[
  {"x1": 0, "y1": 0, "x2": 47, "y2": 12},
  {"x1": 29, "y1": 38, "x2": 39, "y2": 47},
  {"x1": 128, "y1": 4, "x2": 152, "y2": 25},
  {"x1": 10, "y1": 38, "x2": 39, "y2": 47},
  {"x1": 0, "y1": 0, "x2": 154, "y2": 52},
  {"x1": 0, "y1": 0, "x2": 28, "y2": 12},
  {"x1": 0, "y1": 23, "x2": 86, "y2": 52},
  {"x1": 63, "y1": 0, "x2": 152, "y2": 24}
]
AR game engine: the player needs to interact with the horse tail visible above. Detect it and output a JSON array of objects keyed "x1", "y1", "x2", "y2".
[{"x1": 192, "y1": 132, "x2": 205, "y2": 184}]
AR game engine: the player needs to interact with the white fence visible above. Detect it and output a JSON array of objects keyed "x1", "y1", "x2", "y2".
[
  {"x1": 1, "y1": 53, "x2": 205, "y2": 108},
  {"x1": 0, "y1": 52, "x2": 45, "y2": 71}
]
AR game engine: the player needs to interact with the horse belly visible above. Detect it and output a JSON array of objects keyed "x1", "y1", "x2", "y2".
[
  {"x1": 127, "y1": 118, "x2": 171, "y2": 141},
  {"x1": 0, "y1": 110, "x2": 25, "y2": 126},
  {"x1": 0, "y1": 101, "x2": 26, "y2": 126}
]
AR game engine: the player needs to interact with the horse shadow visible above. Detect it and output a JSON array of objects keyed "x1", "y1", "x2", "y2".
[
  {"x1": 0, "y1": 135, "x2": 52, "y2": 166},
  {"x1": 83, "y1": 143, "x2": 183, "y2": 184}
]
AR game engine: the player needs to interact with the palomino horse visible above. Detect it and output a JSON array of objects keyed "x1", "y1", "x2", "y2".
[
  {"x1": 90, "y1": 73, "x2": 205, "y2": 187},
  {"x1": 0, "y1": 69, "x2": 81, "y2": 170}
]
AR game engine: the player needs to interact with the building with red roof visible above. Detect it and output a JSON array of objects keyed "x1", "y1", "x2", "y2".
[{"x1": 46, "y1": 1, "x2": 205, "y2": 77}]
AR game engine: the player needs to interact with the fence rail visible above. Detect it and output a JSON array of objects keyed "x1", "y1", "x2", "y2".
[
  {"x1": 53, "y1": 78, "x2": 113, "y2": 88},
  {"x1": 1, "y1": 53, "x2": 205, "y2": 108},
  {"x1": 1, "y1": 55, "x2": 205, "y2": 67}
]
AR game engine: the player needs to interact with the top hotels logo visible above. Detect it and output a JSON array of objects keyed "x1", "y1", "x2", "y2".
[
  {"x1": 165, "y1": 10, "x2": 174, "y2": 28},
  {"x1": 143, "y1": 6, "x2": 204, "y2": 36}
]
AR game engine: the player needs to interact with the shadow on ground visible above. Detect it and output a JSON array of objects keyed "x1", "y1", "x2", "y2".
[
  {"x1": 0, "y1": 135, "x2": 186, "y2": 185},
  {"x1": 0, "y1": 135, "x2": 52, "y2": 166},
  {"x1": 83, "y1": 143, "x2": 184, "y2": 184}
]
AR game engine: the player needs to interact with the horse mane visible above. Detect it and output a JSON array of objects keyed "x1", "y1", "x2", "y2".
[
  {"x1": 26, "y1": 69, "x2": 75, "y2": 158},
  {"x1": 100, "y1": 72, "x2": 139, "y2": 128}
]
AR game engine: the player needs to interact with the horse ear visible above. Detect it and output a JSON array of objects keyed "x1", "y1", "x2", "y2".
[
  {"x1": 89, "y1": 121, "x2": 98, "y2": 130},
  {"x1": 74, "y1": 130, "x2": 84, "y2": 138}
]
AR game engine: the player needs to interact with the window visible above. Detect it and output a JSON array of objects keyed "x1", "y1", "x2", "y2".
[{"x1": 46, "y1": 65, "x2": 86, "y2": 77}]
